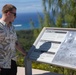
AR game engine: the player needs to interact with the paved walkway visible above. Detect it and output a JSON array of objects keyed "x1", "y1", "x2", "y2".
[{"x1": 17, "y1": 67, "x2": 63, "y2": 75}]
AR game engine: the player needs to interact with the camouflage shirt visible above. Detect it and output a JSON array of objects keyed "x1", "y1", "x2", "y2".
[{"x1": 0, "y1": 20, "x2": 17, "y2": 68}]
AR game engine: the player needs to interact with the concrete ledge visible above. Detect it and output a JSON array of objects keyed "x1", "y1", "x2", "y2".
[{"x1": 17, "y1": 67, "x2": 63, "y2": 75}]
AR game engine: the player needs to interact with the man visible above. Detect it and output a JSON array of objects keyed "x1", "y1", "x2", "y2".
[{"x1": 0, "y1": 4, "x2": 26, "y2": 75}]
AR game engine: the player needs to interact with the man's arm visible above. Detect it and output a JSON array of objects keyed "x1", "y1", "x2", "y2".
[{"x1": 15, "y1": 41, "x2": 27, "y2": 56}]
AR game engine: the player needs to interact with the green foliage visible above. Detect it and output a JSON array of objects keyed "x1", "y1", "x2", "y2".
[
  {"x1": 32, "y1": 61, "x2": 76, "y2": 75},
  {"x1": 17, "y1": 54, "x2": 25, "y2": 66},
  {"x1": 56, "y1": 16, "x2": 63, "y2": 27},
  {"x1": 16, "y1": 28, "x2": 76, "y2": 75},
  {"x1": 43, "y1": 12, "x2": 51, "y2": 27},
  {"x1": 16, "y1": 0, "x2": 76, "y2": 74},
  {"x1": 16, "y1": 30, "x2": 35, "y2": 66},
  {"x1": 30, "y1": 0, "x2": 76, "y2": 75},
  {"x1": 38, "y1": 13, "x2": 44, "y2": 28},
  {"x1": 30, "y1": 18, "x2": 35, "y2": 29},
  {"x1": 16, "y1": 30, "x2": 35, "y2": 50},
  {"x1": 64, "y1": 14, "x2": 75, "y2": 23},
  {"x1": 32, "y1": 29, "x2": 40, "y2": 39}
]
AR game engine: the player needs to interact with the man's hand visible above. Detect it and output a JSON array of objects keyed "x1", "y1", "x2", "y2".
[{"x1": 15, "y1": 41, "x2": 28, "y2": 56}]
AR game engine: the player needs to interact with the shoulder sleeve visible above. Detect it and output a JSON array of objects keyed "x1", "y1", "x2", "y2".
[
  {"x1": 12, "y1": 25, "x2": 18, "y2": 41},
  {"x1": 0, "y1": 27, "x2": 5, "y2": 43}
]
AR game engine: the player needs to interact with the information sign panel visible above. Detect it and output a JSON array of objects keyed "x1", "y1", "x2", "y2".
[
  {"x1": 28, "y1": 27, "x2": 76, "y2": 69},
  {"x1": 52, "y1": 31, "x2": 76, "y2": 69}
]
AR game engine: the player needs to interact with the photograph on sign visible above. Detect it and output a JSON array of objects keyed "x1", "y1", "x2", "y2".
[{"x1": 52, "y1": 31, "x2": 76, "y2": 69}]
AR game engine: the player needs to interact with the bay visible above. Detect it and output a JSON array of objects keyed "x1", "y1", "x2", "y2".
[
  {"x1": 0, "y1": 12, "x2": 43, "y2": 30},
  {"x1": 13, "y1": 12, "x2": 43, "y2": 30},
  {"x1": 0, "y1": 12, "x2": 54, "y2": 31}
]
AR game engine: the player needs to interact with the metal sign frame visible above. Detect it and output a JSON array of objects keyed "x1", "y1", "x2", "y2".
[{"x1": 25, "y1": 27, "x2": 76, "y2": 75}]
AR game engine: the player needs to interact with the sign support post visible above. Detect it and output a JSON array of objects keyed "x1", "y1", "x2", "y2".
[{"x1": 25, "y1": 57, "x2": 32, "y2": 75}]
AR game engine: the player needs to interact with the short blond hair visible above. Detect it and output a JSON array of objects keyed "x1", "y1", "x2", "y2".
[{"x1": 2, "y1": 4, "x2": 17, "y2": 13}]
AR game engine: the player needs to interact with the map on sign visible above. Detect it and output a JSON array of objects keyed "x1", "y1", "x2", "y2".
[
  {"x1": 52, "y1": 31, "x2": 76, "y2": 69},
  {"x1": 28, "y1": 27, "x2": 76, "y2": 69}
]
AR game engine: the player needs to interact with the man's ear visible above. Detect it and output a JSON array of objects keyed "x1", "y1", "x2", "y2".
[{"x1": 6, "y1": 12, "x2": 10, "y2": 17}]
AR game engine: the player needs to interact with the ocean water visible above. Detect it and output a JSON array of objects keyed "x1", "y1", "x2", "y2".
[
  {"x1": 0, "y1": 12, "x2": 54, "y2": 31},
  {"x1": 13, "y1": 13, "x2": 43, "y2": 30},
  {"x1": 13, "y1": 12, "x2": 55, "y2": 30},
  {"x1": 0, "y1": 12, "x2": 43, "y2": 30}
]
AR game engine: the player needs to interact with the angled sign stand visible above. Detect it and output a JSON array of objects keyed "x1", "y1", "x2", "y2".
[{"x1": 25, "y1": 27, "x2": 76, "y2": 75}]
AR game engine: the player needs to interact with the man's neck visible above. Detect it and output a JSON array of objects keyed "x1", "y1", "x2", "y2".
[
  {"x1": 0, "y1": 17, "x2": 11, "y2": 28},
  {"x1": 1, "y1": 14, "x2": 9, "y2": 23}
]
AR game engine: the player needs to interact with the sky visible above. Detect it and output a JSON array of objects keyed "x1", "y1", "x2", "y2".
[{"x1": 0, "y1": 0, "x2": 43, "y2": 14}]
